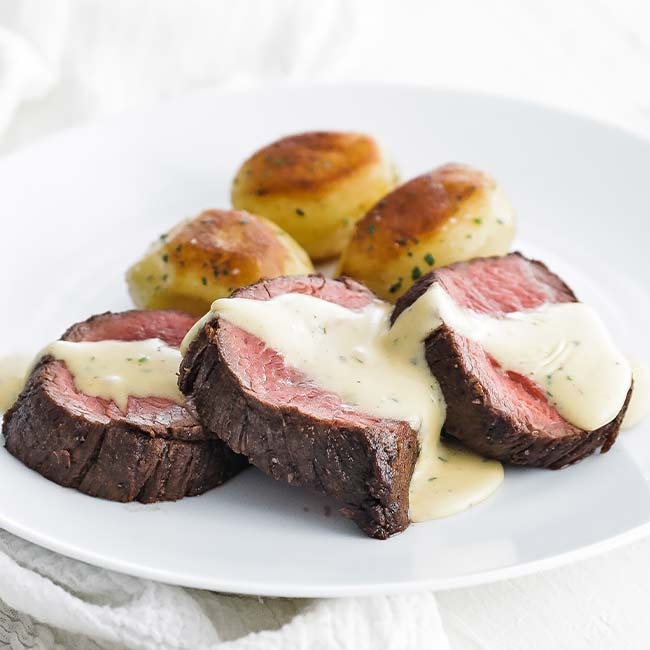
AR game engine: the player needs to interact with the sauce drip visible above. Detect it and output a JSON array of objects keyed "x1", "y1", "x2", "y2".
[
  {"x1": 622, "y1": 359, "x2": 650, "y2": 430},
  {"x1": 0, "y1": 356, "x2": 31, "y2": 412}
]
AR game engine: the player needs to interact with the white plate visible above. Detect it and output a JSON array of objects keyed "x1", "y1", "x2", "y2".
[{"x1": 1, "y1": 84, "x2": 649, "y2": 597}]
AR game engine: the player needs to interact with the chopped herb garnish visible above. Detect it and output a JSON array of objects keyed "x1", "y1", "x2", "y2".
[
  {"x1": 161, "y1": 274, "x2": 168, "y2": 282},
  {"x1": 201, "y1": 277, "x2": 207, "y2": 286},
  {"x1": 497, "y1": 218, "x2": 504, "y2": 225},
  {"x1": 411, "y1": 266, "x2": 422, "y2": 280},
  {"x1": 239, "y1": 218, "x2": 250, "y2": 225},
  {"x1": 409, "y1": 357, "x2": 418, "y2": 366},
  {"x1": 175, "y1": 244, "x2": 182, "y2": 253},
  {"x1": 428, "y1": 477, "x2": 437, "y2": 482},
  {"x1": 367, "y1": 223, "x2": 376, "y2": 234},
  {"x1": 437, "y1": 456, "x2": 448, "y2": 463},
  {"x1": 159, "y1": 233, "x2": 168, "y2": 241},
  {"x1": 138, "y1": 356, "x2": 148, "y2": 363},
  {"x1": 407, "y1": 251, "x2": 413, "y2": 257},
  {"x1": 424, "y1": 253, "x2": 434, "y2": 266},
  {"x1": 473, "y1": 218, "x2": 482, "y2": 225},
  {"x1": 161, "y1": 254, "x2": 169, "y2": 263},
  {"x1": 388, "y1": 278, "x2": 403, "y2": 294},
  {"x1": 566, "y1": 375, "x2": 573, "y2": 381},
  {"x1": 466, "y1": 234, "x2": 473, "y2": 239},
  {"x1": 295, "y1": 208, "x2": 305, "y2": 217}
]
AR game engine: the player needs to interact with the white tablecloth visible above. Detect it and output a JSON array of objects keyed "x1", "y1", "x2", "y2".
[{"x1": 1, "y1": 2, "x2": 649, "y2": 648}]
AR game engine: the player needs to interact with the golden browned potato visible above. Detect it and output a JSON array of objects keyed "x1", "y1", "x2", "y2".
[
  {"x1": 231, "y1": 131, "x2": 399, "y2": 262},
  {"x1": 127, "y1": 209, "x2": 313, "y2": 315},
  {"x1": 337, "y1": 163, "x2": 516, "y2": 301}
]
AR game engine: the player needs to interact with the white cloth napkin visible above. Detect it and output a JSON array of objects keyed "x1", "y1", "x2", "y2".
[{"x1": 0, "y1": 529, "x2": 445, "y2": 649}]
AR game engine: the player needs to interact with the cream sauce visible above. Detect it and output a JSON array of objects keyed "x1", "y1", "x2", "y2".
[
  {"x1": 41, "y1": 338, "x2": 184, "y2": 412},
  {"x1": 0, "y1": 356, "x2": 31, "y2": 412},
  {"x1": 622, "y1": 359, "x2": 650, "y2": 430},
  {"x1": 196, "y1": 292, "x2": 503, "y2": 522},
  {"x1": 417, "y1": 285, "x2": 632, "y2": 431}
]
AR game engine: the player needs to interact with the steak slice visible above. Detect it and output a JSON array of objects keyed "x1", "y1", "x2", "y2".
[
  {"x1": 3, "y1": 310, "x2": 247, "y2": 503},
  {"x1": 392, "y1": 252, "x2": 632, "y2": 468},
  {"x1": 179, "y1": 275, "x2": 418, "y2": 539}
]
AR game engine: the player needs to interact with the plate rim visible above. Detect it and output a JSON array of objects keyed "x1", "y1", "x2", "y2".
[{"x1": 2, "y1": 81, "x2": 650, "y2": 597}]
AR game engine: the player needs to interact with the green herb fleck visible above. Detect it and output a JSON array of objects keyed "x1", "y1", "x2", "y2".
[
  {"x1": 428, "y1": 477, "x2": 437, "y2": 482},
  {"x1": 411, "y1": 266, "x2": 422, "y2": 281},
  {"x1": 239, "y1": 218, "x2": 250, "y2": 225},
  {"x1": 409, "y1": 357, "x2": 418, "y2": 366},
  {"x1": 407, "y1": 251, "x2": 413, "y2": 257},
  {"x1": 159, "y1": 233, "x2": 168, "y2": 242},
  {"x1": 388, "y1": 278, "x2": 403, "y2": 294},
  {"x1": 295, "y1": 208, "x2": 305, "y2": 217},
  {"x1": 201, "y1": 277, "x2": 207, "y2": 286},
  {"x1": 161, "y1": 274, "x2": 168, "y2": 282},
  {"x1": 424, "y1": 253, "x2": 435, "y2": 266},
  {"x1": 367, "y1": 223, "x2": 376, "y2": 235},
  {"x1": 497, "y1": 218, "x2": 504, "y2": 225},
  {"x1": 473, "y1": 218, "x2": 482, "y2": 225},
  {"x1": 466, "y1": 234, "x2": 473, "y2": 239},
  {"x1": 161, "y1": 254, "x2": 169, "y2": 263},
  {"x1": 437, "y1": 456, "x2": 448, "y2": 463},
  {"x1": 138, "y1": 356, "x2": 148, "y2": 364}
]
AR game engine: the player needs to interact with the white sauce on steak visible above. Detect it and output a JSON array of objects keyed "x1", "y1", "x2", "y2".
[
  {"x1": 187, "y1": 292, "x2": 503, "y2": 522},
  {"x1": 183, "y1": 283, "x2": 632, "y2": 521},
  {"x1": 38, "y1": 338, "x2": 184, "y2": 412},
  {"x1": 415, "y1": 285, "x2": 632, "y2": 432},
  {"x1": 622, "y1": 359, "x2": 650, "y2": 430}
]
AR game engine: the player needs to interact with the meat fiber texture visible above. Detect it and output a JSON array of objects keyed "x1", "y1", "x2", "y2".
[
  {"x1": 3, "y1": 310, "x2": 247, "y2": 503},
  {"x1": 179, "y1": 275, "x2": 418, "y2": 539},
  {"x1": 393, "y1": 252, "x2": 631, "y2": 468}
]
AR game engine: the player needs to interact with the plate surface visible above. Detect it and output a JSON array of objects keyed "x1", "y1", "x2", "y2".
[{"x1": 0, "y1": 84, "x2": 649, "y2": 597}]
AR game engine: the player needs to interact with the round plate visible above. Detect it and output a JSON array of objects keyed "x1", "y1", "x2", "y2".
[{"x1": 1, "y1": 84, "x2": 649, "y2": 597}]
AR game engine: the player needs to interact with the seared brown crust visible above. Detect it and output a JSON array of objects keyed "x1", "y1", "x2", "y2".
[
  {"x1": 179, "y1": 275, "x2": 418, "y2": 539},
  {"x1": 3, "y1": 310, "x2": 247, "y2": 503},
  {"x1": 427, "y1": 325, "x2": 631, "y2": 468},
  {"x1": 392, "y1": 254, "x2": 629, "y2": 468},
  {"x1": 349, "y1": 164, "x2": 492, "y2": 263},
  {"x1": 232, "y1": 132, "x2": 382, "y2": 198}
]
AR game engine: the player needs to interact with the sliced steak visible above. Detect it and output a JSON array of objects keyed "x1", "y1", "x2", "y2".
[
  {"x1": 3, "y1": 310, "x2": 247, "y2": 502},
  {"x1": 392, "y1": 252, "x2": 632, "y2": 468},
  {"x1": 179, "y1": 275, "x2": 418, "y2": 539}
]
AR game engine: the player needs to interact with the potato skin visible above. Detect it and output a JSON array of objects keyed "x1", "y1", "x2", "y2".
[
  {"x1": 337, "y1": 163, "x2": 516, "y2": 301},
  {"x1": 231, "y1": 131, "x2": 399, "y2": 262},
  {"x1": 127, "y1": 209, "x2": 313, "y2": 315}
]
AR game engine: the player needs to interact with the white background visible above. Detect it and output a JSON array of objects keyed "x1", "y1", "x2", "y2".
[{"x1": 2, "y1": 1, "x2": 650, "y2": 648}]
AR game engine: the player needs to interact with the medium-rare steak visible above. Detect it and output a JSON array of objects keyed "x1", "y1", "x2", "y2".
[
  {"x1": 392, "y1": 252, "x2": 632, "y2": 468},
  {"x1": 179, "y1": 276, "x2": 418, "y2": 539},
  {"x1": 3, "y1": 310, "x2": 247, "y2": 502}
]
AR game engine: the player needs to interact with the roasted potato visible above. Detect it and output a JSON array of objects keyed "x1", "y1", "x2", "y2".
[
  {"x1": 337, "y1": 163, "x2": 516, "y2": 301},
  {"x1": 127, "y1": 209, "x2": 313, "y2": 315},
  {"x1": 231, "y1": 131, "x2": 399, "y2": 261}
]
